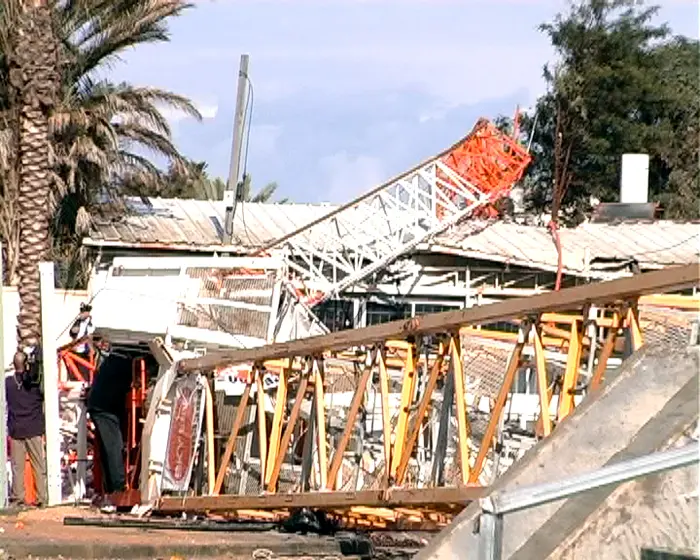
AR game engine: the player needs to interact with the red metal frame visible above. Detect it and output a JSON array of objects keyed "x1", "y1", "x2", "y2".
[
  {"x1": 125, "y1": 357, "x2": 147, "y2": 491},
  {"x1": 57, "y1": 337, "x2": 97, "y2": 386},
  {"x1": 438, "y1": 117, "x2": 531, "y2": 219}
]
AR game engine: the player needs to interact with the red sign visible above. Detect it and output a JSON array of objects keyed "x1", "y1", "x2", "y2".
[{"x1": 166, "y1": 385, "x2": 196, "y2": 483}]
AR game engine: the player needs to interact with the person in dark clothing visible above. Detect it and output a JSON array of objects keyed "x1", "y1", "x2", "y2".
[
  {"x1": 5, "y1": 351, "x2": 47, "y2": 506},
  {"x1": 69, "y1": 303, "x2": 95, "y2": 379},
  {"x1": 87, "y1": 349, "x2": 132, "y2": 503}
]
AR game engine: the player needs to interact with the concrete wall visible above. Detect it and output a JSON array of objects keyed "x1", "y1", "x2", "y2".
[
  {"x1": 552, "y1": 429, "x2": 698, "y2": 560},
  {"x1": 2, "y1": 287, "x2": 88, "y2": 369},
  {"x1": 415, "y1": 344, "x2": 699, "y2": 560}
]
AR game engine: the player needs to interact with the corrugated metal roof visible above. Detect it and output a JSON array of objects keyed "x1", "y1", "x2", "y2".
[
  {"x1": 429, "y1": 220, "x2": 699, "y2": 275},
  {"x1": 85, "y1": 197, "x2": 699, "y2": 274},
  {"x1": 87, "y1": 198, "x2": 335, "y2": 251}
]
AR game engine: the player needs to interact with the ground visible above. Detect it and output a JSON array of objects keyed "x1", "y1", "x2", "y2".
[{"x1": 0, "y1": 506, "x2": 373, "y2": 559}]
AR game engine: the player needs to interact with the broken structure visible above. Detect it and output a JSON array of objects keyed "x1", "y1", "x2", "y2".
[{"x1": 45, "y1": 118, "x2": 699, "y2": 542}]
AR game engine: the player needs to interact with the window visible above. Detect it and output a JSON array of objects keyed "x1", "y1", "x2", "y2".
[
  {"x1": 366, "y1": 302, "x2": 411, "y2": 326},
  {"x1": 315, "y1": 299, "x2": 354, "y2": 332},
  {"x1": 414, "y1": 303, "x2": 457, "y2": 316}
]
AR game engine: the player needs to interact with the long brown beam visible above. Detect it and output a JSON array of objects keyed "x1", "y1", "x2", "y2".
[
  {"x1": 157, "y1": 486, "x2": 486, "y2": 513},
  {"x1": 181, "y1": 264, "x2": 699, "y2": 372}
]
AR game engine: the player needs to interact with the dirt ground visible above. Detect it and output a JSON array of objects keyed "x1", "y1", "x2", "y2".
[{"x1": 0, "y1": 506, "x2": 359, "y2": 559}]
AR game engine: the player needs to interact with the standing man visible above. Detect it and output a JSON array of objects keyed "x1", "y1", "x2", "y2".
[
  {"x1": 87, "y1": 345, "x2": 132, "y2": 511},
  {"x1": 5, "y1": 350, "x2": 47, "y2": 506}
]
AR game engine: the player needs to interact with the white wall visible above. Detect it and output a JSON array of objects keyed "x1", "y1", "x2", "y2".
[{"x1": 2, "y1": 287, "x2": 88, "y2": 370}]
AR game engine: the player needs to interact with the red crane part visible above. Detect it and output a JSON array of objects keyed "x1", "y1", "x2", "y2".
[{"x1": 437, "y1": 118, "x2": 531, "y2": 220}]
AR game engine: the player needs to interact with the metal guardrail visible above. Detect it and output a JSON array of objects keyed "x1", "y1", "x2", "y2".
[{"x1": 477, "y1": 442, "x2": 700, "y2": 560}]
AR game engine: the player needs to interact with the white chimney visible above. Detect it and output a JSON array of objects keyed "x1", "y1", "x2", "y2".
[{"x1": 620, "y1": 153, "x2": 650, "y2": 203}]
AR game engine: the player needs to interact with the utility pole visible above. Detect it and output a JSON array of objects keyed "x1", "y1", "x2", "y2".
[
  {"x1": 224, "y1": 53, "x2": 250, "y2": 244},
  {"x1": 0, "y1": 242, "x2": 7, "y2": 508}
]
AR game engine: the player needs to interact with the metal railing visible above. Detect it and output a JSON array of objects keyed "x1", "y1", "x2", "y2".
[{"x1": 477, "y1": 442, "x2": 700, "y2": 560}]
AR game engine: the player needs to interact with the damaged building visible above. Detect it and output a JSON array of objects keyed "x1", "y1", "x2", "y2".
[{"x1": 43, "y1": 123, "x2": 698, "y2": 518}]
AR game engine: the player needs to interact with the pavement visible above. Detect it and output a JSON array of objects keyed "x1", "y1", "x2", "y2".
[{"x1": 0, "y1": 506, "x2": 368, "y2": 559}]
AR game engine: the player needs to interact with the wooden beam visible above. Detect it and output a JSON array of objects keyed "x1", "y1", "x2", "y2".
[
  {"x1": 557, "y1": 321, "x2": 582, "y2": 420},
  {"x1": 327, "y1": 352, "x2": 376, "y2": 489},
  {"x1": 590, "y1": 311, "x2": 620, "y2": 391},
  {"x1": 390, "y1": 347, "x2": 416, "y2": 480},
  {"x1": 639, "y1": 293, "x2": 700, "y2": 310},
  {"x1": 147, "y1": 338, "x2": 174, "y2": 368},
  {"x1": 264, "y1": 364, "x2": 289, "y2": 486},
  {"x1": 157, "y1": 486, "x2": 487, "y2": 513},
  {"x1": 267, "y1": 368, "x2": 310, "y2": 491},
  {"x1": 469, "y1": 339, "x2": 525, "y2": 483},
  {"x1": 450, "y1": 335, "x2": 471, "y2": 485},
  {"x1": 180, "y1": 265, "x2": 698, "y2": 372},
  {"x1": 213, "y1": 382, "x2": 252, "y2": 495},
  {"x1": 627, "y1": 306, "x2": 644, "y2": 351},
  {"x1": 255, "y1": 371, "x2": 268, "y2": 488},
  {"x1": 533, "y1": 325, "x2": 552, "y2": 437},
  {"x1": 377, "y1": 350, "x2": 392, "y2": 487},
  {"x1": 313, "y1": 360, "x2": 328, "y2": 489},
  {"x1": 395, "y1": 346, "x2": 447, "y2": 484}
]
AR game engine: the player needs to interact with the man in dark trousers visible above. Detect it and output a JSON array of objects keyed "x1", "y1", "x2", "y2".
[
  {"x1": 86, "y1": 346, "x2": 132, "y2": 510},
  {"x1": 6, "y1": 350, "x2": 47, "y2": 506}
]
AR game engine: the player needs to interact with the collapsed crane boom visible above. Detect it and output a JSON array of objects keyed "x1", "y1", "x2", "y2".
[{"x1": 262, "y1": 118, "x2": 532, "y2": 306}]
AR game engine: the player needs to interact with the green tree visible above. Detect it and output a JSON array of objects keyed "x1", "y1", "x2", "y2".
[
  {"x1": 0, "y1": 0, "x2": 198, "y2": 345},
  {"x1": 521, "y1": 0, "x2": 699, "y2": 223}
]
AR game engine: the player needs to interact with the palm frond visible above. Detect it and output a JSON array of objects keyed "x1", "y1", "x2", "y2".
[{"x1": 250, "y1": 181, "x2": 279, "y2": 203}]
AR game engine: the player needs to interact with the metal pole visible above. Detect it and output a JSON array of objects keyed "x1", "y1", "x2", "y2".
[
  {"x1": 484, "y1": 442, "x2": 699, "y2": 517},
  {"x1": 479, "y1": 510, "x2": 504, "y2": 560},
  {"x1": 39, "y1": 262, "x2": 62, "y2": 506},
  {"x1": 478, "y1": 443, "x2": 699, "y2": 560},
  {"x1": 0, "y1": 242, "x2": 7, "y2": 508},
  {"x1": 224, "y1": 53, "x2": 250, "y2": 242},
  {"x1": 75, "y1": 396, "x2": 87, "y2": 501}
]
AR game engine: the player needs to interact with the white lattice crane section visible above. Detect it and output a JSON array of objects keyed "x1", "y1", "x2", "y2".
[{"x1": 265, "y1": 119, "x2": 531, "y2": 306}]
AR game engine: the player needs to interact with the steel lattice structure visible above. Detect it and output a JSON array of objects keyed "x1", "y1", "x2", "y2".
[
  {"x1": 157, "y1": 266, "x2": 699, "y2": 531},
  {"x1": 262, "y1": 118, "x2": 531, "y2": 306}
]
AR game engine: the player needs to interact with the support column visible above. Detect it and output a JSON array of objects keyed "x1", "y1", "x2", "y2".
[
  {"x1": 0, "y1": 242, "x2": 7, "y2": 508},
  {"x1": 40, "y1": 262, "x2": 62, "y2": 506},
  {"x1": 75, "y1": 396, "x2": 87, "y2": 502}
]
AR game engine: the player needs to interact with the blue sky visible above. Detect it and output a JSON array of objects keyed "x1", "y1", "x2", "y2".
[{"x1": 111, "y1": 0, "x2": 698, "y2": 203}]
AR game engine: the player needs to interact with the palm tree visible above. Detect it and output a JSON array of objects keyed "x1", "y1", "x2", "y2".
[
  {"x1": 0, "y1": 0, "x2": 199, "y2": 347},
  {"x1": 128, "y1": 159, "x2": 289, "y2": 203},
  {"x1": 238, "y1": 174, "x2": 288, "y2": 203},
  {"x1": 2, "y1": 0, "x2": 60, "y2": 347}
]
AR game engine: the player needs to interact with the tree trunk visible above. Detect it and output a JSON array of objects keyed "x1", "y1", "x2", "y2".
[{"x1": 8, "y1": 0, "x2": 59, "y2": 348}]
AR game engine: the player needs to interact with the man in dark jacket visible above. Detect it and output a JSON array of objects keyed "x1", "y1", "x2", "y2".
[
  {"x1": 6, "y1": 350, "x2": 47, "y2": 506},
  {"x1": 87, "y1": 348, "x2": 132, "y2": 506}
]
